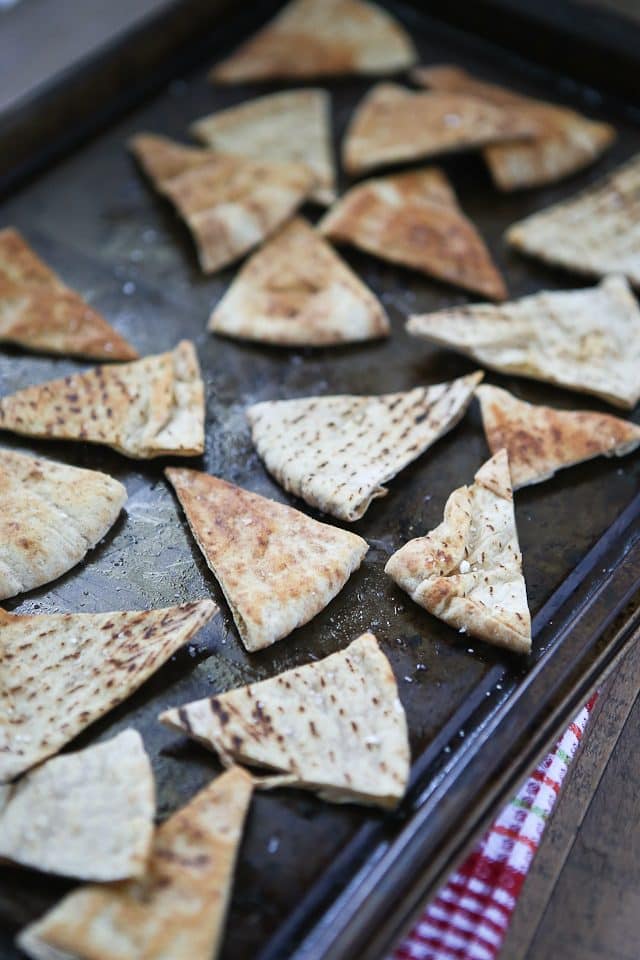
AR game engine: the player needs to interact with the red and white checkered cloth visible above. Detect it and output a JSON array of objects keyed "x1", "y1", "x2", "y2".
[{"x1": 391, "y1": 695, "x2": 597, "y2": 960}]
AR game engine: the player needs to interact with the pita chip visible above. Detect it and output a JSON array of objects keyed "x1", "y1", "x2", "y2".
[
  {"x1": 247, "y1": 371, "x2": 483, "y2": 523},
  {"x1": 0, "y1": 598, "x2": 217, "y2": 781},
  {"x1": 161, "y1": 632, "x2": 409, "y2": 808},
  {"x1": 208, "y1": 218, "x2": 389, "y2": 346},
  {"x1": 17, "y1": 766, "x2": 253, "y2": 960},
  {"x1": 0, "y1": 340, "x2": 205, "y2": 457},
  {"x1": 0, "y1": 449, "x2": 126, "y2": 601},
  {"x1": 506, "y1": 152, "x2": 640, "y2": 286},
  {"x1": 413, "y1": 65, "x2": 615, "y2": 191},
  {"x1": 165, "y1": 468, "x2": 368, "y2": 652},
  {"x1": 209, "y1": 0, "x2": 416, "y2": 83},
  {"x1": 386, "y1": 450, "x2": 531, "y2": 654},
  {"x1": 476, "y1": 383, "x2": 640, "y2": 489},
  {"x1": 408, "y1": 276, "x2": 640, "y2": 409},
  {"x1": 0, "y1": 229, "x2": 138, "y2": 361},
  {"x1": 129, "y1": 133, "x2": 314, "y2": 274},
  {"x1": 0, "y1": 729, "x2": 154, "y2": 881},
  {"x1": 342, "y1": 82, "x2": 538, "y2": 176},
  {"x1": 319, "y1": 168, "x2": 507, "y2": 300},
  {"x1": 191, "y1": 89, "x2": 336, "y2": 206}
]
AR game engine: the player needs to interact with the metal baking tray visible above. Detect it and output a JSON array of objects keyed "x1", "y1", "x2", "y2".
[{"x1": 1, "y1": 2, "x2": 639, "y2": 958}]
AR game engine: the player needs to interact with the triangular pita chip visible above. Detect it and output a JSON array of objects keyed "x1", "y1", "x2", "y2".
[
  {"x1": 161, "y1": 632, "x2": 409, "y2": 808},
  {"x1": 0, "y1": 729, "x2": 154, "y2": 880},
  {"x1": 506, "y1": 152, "x2": 640, "y2": 286},
  {"x1": 342, "y1": 82, "x2": 538, "y2": 175},
  {"x1": 247, "y1": 371, "x2": 483, "y2": 522},
  {"x1": 0, "y1": 228, "x2": 138, "y2": 361},
  {"x1": 209, "y1": 0, "x2": 416, "y2": 83},
  {"x1": 319, "y1": 168, "x2": 507, "y2": 300},
  {"x1": 17, "y1": 766, "x2": 253, "y2": 960},
  {"x1": 413, "y1": 65, "x2": 615, "y2": 190},
  {"x1": 0, "y1": 599, "x2": 217, "y2": 781},
  {"x1": 208, "y1": 218, "x2": 389, "y2": 346},
  {"x1": 477, "y1": 384, "x2": 640, "y2": 489},
  {"x1": 191, "y1": 89, "x2": 336, "y2": 206},
  {"x1": 165, "y1": 468, "x2": 368, "y2": 652},
  {"x1": 0, "y1": 340, "x2": 205, "y2": 457},
  {"x1": 129, "y1": 133, "x2": 314, "y2": 274},
  {"x1": 385, "y1": 450, "x2": 531, "y2": 653},
  {"x1": 0, "y1": 449, "x2": 126, "y2": 601},
  {"x1": 407, "y1": 276, "x2": 640, "y2": 409}
]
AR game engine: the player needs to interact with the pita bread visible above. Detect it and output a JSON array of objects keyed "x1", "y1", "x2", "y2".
[
  {"x1": 0, "y1": 598, "x2": 217, "y2": 782},
  {"x1": 208, "y1": 218, "x2": 389, "y2": 346},
  {"x1": 0, "y1": 729, "x2": 154, "y2": 881},
  {"x1": 413, "y1": 65, "x2": 615, "y2": 191},
  {"x1": 319, "y1": 168, "x2": 507, "y2": 300},
  {"x1": 191, "y1": 89, "x2": 335, "y2": 207},
  {"x1": 0, "y1": 449, "x2": 126, "y2": 601},
  {"x1": 165, "y1": 468, "x2": 368, "y2": 652},
  {"x1": 0, "y1": 229, "x2": 138, "y2": 361},
  {"x1": 17, "y1": 766, "x2": 253, "y2": 960},
  {"x1": 129, "y1": 133, "x2": 314, "y2": 274},
  {"x1": 161, "y1": 632, "x2": 409, "y2": 808},
  {"x1": 247, "y1": 371, "x2": 483, "y2": 523},
  {"x1": 209, "y1": 0, "x2": 416, "y2": 83},
  {"x1": 342, "y1": 82, "x2": 538, "y2": 175},
  {"x1": 408, "y1": 276, "x2": 640, "y2": 410},
  {"x1": 385, "y1": 450, "x2": 531, "y2": 654},
  {"x1": 0, "y1": 340, "x2": 205, "y2": 457},
  {"x1": 506, "y1": 152, "x2": 640, "y2": 285},
  {"x1": 476, "y1": 384, "x2": 640, "y2": 489}
]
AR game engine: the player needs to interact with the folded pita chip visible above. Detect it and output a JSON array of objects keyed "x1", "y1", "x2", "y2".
[
  {"x1": 408, "y1": 277, "x2": 640, "y2": 409},
  {"x1": 247, "y1": 371, "x2": 483, "y2": 523},
  {"x1": 0, "y1": 340, "x2": 205, "y2": 457},
  {"x1": 18, "y1": 766, "x2": 253, "y2": 960},
  {"x1": 0, "y1": 599, "x2": 217, "y2": 782},
  {"x1": 413, "y1": 65, "x2": 615, "y2": 191},
  {"x1": 342, "y1": 82, "x2": 538, "y2": 175},
  {"x1": 476, "y1": 384, "x2": 640, "y2": 489},
  {"x1": 209, "y1": 0, "x2": 416, "y2": 83},
  {"x1": 129, "y1": 133, "x2": 314, "y2": 274},
  {"x1": 319, "y1": 168, "x2": 507, "y2": 300},
  {"x1": 0, "y1": 228, "x2": 138, "y2": 361},
  {"x1": 386, "y1": 450, "x2": 531, "y2": 653},
  {"x1": 506, "y1": 153, "x2": 640, "y2": 286},
  {"x1": 208, "y1": 218, "x2": 389, "y2": 346},
  {"x1": 0, "y1": 449, "x2": 126, "y2": 601},
  {"x1": 165, "y1": 468, "x2": 368, "y2": 652},
  {"x1": 191, "y1": 89, "x2": 336, "y2": 206},
  {"x1": 161, "y1": 632, "x2": 409, "y2": 808},
  {"x1": 0, "y1": 729, "x2": 154, "y2": 880}
]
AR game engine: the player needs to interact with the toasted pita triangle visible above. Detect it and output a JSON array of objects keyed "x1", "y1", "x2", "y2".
[
  {"x1": 17, "y1": 766, "x2": 253, "y2": 960},
  {"x1": 247, "y1": 371, "x2": 483, "y2": 523},
  {"x1": 413, "y1": 65, "x2": 615, "y2": 191},
  {"x1": 0, "y1": 729, "x2": 154, "y2": 880},
  {"x1": 208, "y1": 218, "x2": 389, "y2": 346},
  {"x1": 0, "y1": 599, "x2": 217, "y2": 782},
  {"x1": 408, "y1": 276, "x2": 640, "y2": 409},
  {"x1": 0, "y1": 340, "x2": 205, "y2": 457},
  {"x1": 343, "y1": 82, "x2": 538, "y2": 176},
  {"x1": 129, "y1": 133, "x2": 314, "y2": 274},
  {"x1": 386, "y1": 451, "x2": 531, "y2": 653},
  {"x1": 476, "y1": 384, "x2": 640, "y2": 489},
  {"x1": 209, "y1": 0, "x2": 416, "y2": 83},
  {"x1": 191, "y1": 89, "x2": 335, "y2": 206},
  {"x1": 0, "y1": 229, "x2": 138, "y2": 361},
  {"x1": 319, "y1": 168, "x2": 507, "y2": 300},
  {"x1": 165, "y1": 468, "x2": 368, "y2": 652},
  {"x1": 161, "y1": 633, "x2": 409, "y2": 808}
]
